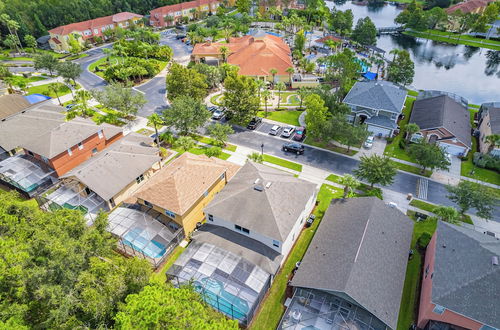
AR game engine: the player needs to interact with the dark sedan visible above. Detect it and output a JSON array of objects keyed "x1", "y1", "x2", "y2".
[
  {"x1": 282, "y1": 142, "x2": 305, "y2": 155},
  {"x1": 247, "y1": 117, "x2": 262, "y2": 130}
]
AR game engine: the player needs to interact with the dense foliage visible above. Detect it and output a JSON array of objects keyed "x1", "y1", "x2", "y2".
[
  {"x1": 103, "y1": 57, "x2": 163, "y2": 82},
  {"x1": 113, "y1": 39, "x2": 173, "y2": 61},
  {"x1": 166, "y1": 63, "x2": 209, "y2": 100}
]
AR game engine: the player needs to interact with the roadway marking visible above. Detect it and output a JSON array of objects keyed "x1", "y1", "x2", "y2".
[{"x1": 417, "y1": 178, "x2": 429, "y2": 200}]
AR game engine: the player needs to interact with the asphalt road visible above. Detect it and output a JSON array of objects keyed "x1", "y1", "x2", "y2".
[{"x1": 74, "y1": 46, "x2": 109, "y2": 90}]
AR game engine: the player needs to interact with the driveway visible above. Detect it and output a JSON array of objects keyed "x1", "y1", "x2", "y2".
[{"x1": 74, "y1": 45, "x2": 110, "y2": 91}]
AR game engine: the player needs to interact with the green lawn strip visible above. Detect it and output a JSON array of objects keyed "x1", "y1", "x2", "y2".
[
  {"x1": 65, "y1": 53, "x2": 89, "y2": 61},
  {"x1": 409, "y1": 199, "x2": 473, "y2": 224},
  {"x1": 262, "y1": 154, "x2": 303, "y2": 172},
  {"x1": 407, "y1": 90, "x2": 419, "y2": 97},
  {"x1": 136, "y1": 128, "x2": 155, "y2": 136},
  {"x1": 460, "y1": 134, "x2": 500, "y2": 186},
  {"x1": 150, "y1": 246, "x2": 186, "y2": 284},
  {"x1": 250, "y1": 184, "x2": 343, "y2": 330},
  {"x1": 391, "y1": 160, "x2": 432, "y2": 177},
  {"x1": 210, "y1": 93, "x2": 223, "y2": 105},
  {"x1": 384, "y1": 98, "x2": 415, "y2": 161},
  {"x1": 88, "y1": 56, "x2": 120, "y2": 77},
  {"x1": 397, "y1": 212, "x2": 437, "y2": 330},
  {"x1": 92, "y1": 112, "x2": 126, "y2": 127},
  {"x1": 191, "y1": 135, "x2": 237, "y2": 152},
  {"x1": 185, "y1": 146, "x2": 231, "y2": 160},
  {"x1": 304, "y1": 137, "x2": 358, "y2": 156},
  {"x1": 404, "y1": 30, "x2": 500, "y2": 51},
  {"x1": 257, "y1": 110, "x2": 302, "y2": 126},
  {"x1": 27, "y1": 82, "x2": 71, "y2": 98},
  {"x1": 326, "y1": 173, "x2": 342, "y2": 184}
]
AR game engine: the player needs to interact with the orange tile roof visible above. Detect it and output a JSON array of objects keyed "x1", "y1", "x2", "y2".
[
  {"x1": 315, "y1": 35, "x2": 342, "y2": 44},
  {"x1": 48, "y1": 12, "x2": 142, "y2": 36},
  {"x1": 132, "y1": 153, "x2": 240, "y2": 216},
  {"x1": 192, "y1": 34, "x2": 293, "y2": 76},
  {"x1": 151, "y1": 0, "x2": 219, "y2": 16},
  {"x1": 446, "y1": 0, "x2": 495, "y2": 13}
]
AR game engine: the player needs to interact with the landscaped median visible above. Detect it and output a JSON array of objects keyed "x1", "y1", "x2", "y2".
[
  {"x1": 404, "y1": 30, "x2": 500, "y2": 51},
  {"x1": 262, "y1": 154, "x2": 303, "y2": 172},
  {"x1": 250, "y1": 184, "x2": 343, "y2": 329},
  {"x1": 256, "y1": 110, "x2": 302, "y2": 126},
  {"x1": 304, "y1": 137, "x2": 358, "y2": 156}
]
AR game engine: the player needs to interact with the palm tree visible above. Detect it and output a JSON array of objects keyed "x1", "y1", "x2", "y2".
[
  {"x1": 160, "y1": 131, "x2": 175, "y2": 147},
  {"x1": 276, "y1": 81, "x2": 286, "y2": 109},
  {"x1": 148, "y1": 113, "x2": 164, "y2": 155},
  {"x1": 262, "y1": 90, "x2": 271, "y2": 118},
  {"x1": 223, "y1": 28, "x2": 233, "y2": 43},
  {"x1": 338, "y1": 174, "x2": 360, "y2": 198},
  {"x1": 285, "y1": 67, "x2": 295, "y2": 86},
  {"x1": 48, "y1": 83, "x2": 62, "y2": 105},
  {"x1": 485, "y1": 134, "x2": 500, "y2": 152},
  {"x1": 75, "y1": 89, "x2": 92, "y2": 116},
  {"x1": 269, "y1": 68, "x2": 278, "y2": 86},
  {"x1": 219, "y1": 46, "x2": 230, "y2": 63},
  {"x1": 297, "y1": 87, "x2": 310, "y2": 110},
  {"x1": 174, "y1": 136, "x2": 196, "y2": 152},
  {"x1": 389, "y1": 49, "x2": 401, "y2": 62},
  {"x1": 15, "y1": 80, "x2": 27, "y2": 95},
  {"x1": 433, "y1": 206, "x2": 461, "y2": 224},
  {"x1": 404, "y1": 123, "x2": 420, "y2": 144},
  {"x1": 255, "y1": 79, "x2": 266, "y2": 100}
]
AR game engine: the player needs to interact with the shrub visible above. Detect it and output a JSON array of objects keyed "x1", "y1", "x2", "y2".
[
  {"x1": 398, "y1": 139, "x2": 406, "y2": 150},
  {"x1": 363, "y1": 187, "x2": 383, "y2": 200},
  {"x1": 473, "y1": 152, "x2": 500, "y2": 171},
  {"x1": 417, "y1": 232, "x2": 432, "y2": 249}
]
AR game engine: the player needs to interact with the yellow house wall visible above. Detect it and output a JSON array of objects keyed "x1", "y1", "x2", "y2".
[{"x1": 110, "y1": 164, "x2": 160, "y2": 209}]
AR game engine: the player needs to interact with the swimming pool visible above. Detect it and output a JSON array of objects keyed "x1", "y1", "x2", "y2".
[{"x1": 122, "y1": 227, "x2": 167, "y2": 258}]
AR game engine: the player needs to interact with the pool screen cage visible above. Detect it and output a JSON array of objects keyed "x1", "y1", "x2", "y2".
[
  {"x1": 166, "y1": 241, "x2": 272, "y2": 326},
  {"x1": 0, "y1": 154, "x2": 56, "y2": 197},
  {"x1": 107, "y1": 204, "x2": 184, "y2": 269},
  {"x1": 36, "y1": 180, "x2": 109, "y2": 225}
]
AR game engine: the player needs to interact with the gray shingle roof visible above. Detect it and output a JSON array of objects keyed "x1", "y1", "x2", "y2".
[
  {"x1": 481, "y1": 102, "x2": 500, "y2": 134},
  {"x1": 0, "y1": 94, "x2": 31, "y2": 120},
  {"x1": 365, "y1": 115, "x2": 398, "y2": 129},
  {"x1": 410, "y1": 95, "x2": 472, "y2": 148},
  {"x1": 290, "y1": 197, "x2": 414, "y2": 329},
  {"x1": 343, "y1": 81, "x2": 407, "y2": 114},
  {"x1": 61, "y1": 133, "x2": 160, "y2": 201},
  {"x1": 204, "y1": 162, "x2": 317, "y2": 242},
  {"x1": 432, "y1": 221, "x2": 500, "y2": 328}
]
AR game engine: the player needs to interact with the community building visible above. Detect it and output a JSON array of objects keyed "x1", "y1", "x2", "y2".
[
  {"x1": 477, "y1": 102, "x2": 500, "y2": 156},
  {"x1": 48, "y1": 12, "x2": 143, "y2": 51},
  {"x1": 417, "y1": 221, "x2": 500, "y2": 330},
  {"x1": 149, "y1": 0, "x2": 226, "y2": 27},
  {"x1": 280, "y1": 197, "x2": 413, "y2": 330},
  {"x1": 191, "y1": 34, "x2": 293, "y2": 83},
  {"x1": 446, "y1": 0, "x2": 496, "y2": 14}
]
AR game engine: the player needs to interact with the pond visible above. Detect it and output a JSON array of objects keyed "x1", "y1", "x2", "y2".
[{"x1": 326, "y1": 0, "x2": 500, "y2": 104}]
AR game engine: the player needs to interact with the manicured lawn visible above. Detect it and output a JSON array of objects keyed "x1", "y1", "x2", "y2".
[
  {"x1": 397, "y1": 212, "x2": 437, "y2": 330},
  {"x1": 250, "y1": 184, "x2": 343, "y2": 330},
  {"x1": 257, "y1": 110, "x2": 302, "y2": 126},
  {"x1": 150, "y1": 246, "x2": 186, "y2": 284},
  {"x1": 404, "y1": 30, "x2": 500, "y2": 51},
  {"x1": 460, "y1": 137, "x2": 500, "y2": 186},
  {"x1": 409, "y1": 199, "x2": 473, "y2": 224},
  {"x1": 136, "y1": 128, "x2": 155, "y2": 136},
  {"x1": 262, "y1": 154, "x2": 303, "y2": 172},
  {"x1": 407, "y1": 90, "x2": 419, "y2": 97},
  {"x1": 210, "y1": 93, "x2": 224, "y2": 106},
  {"x1": 65, "y1": 53, "x2": 89, "y2": 61},
  {"x1": 27, "y1": 82, "x2": 71, "y2": 98},
  {"x1": 88, "y1": 56, "x2": 119, "y2": 77},
  {"x1": 391, "y1": 160, "x2": 432, "y2": 177},
  {"x1": 384, "y1": 98, "x2": 415, "y2": 162},
  {"x1": 183, "y1": 146, "x2": 231, "y2": 160},
  {"x1": 304, "y1": 137, "x2": 358, "y2": 156},
  {"x1": 192, "y1": 135, "x2": 237, "y2": 152}
]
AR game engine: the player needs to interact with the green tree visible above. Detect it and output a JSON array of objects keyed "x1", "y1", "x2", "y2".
[
  {"x1": 219, "y1": 46, "x2": 230, "y2": 63},
  {"x1": 304, "y1": 93, "x2": 329, "y2": 140},
  {"x1": 285, "y1": 67, "x2": 295, "y2": 85},
  {"x1": 91, "y1": 82, "x2": 146, "y2": 115},
  {"x1": 407, "y1": 141, "x2": 450, "y2": 174},
  {"x1": 433, "y1": 206, "x2": 461, "y2": 224},
  {"x1": 354, "y1": 155, "x2": 397, "y2": 187},
  {"x1": 48, "y1": 82, "x2": 62, "y2": 105},
  {"x1": 174, "y1": 136, "x2": 196, "y2": 152},
  {"x1": 269, "y1": 68, "x2": 278, "y2": 85},
  {"x1": 338, "y1": 174, "x2": 360, "y2": 198},
  {"x1": 351, "y1": 17, "x2": 377, "y2": 46},
  {"x1": 404, "y1": 123, "x2": 420, "y2": 143},
  {"x1": 205, "y1": 146, "x2": 222, "y2": 158},
  {"x1": 147, "y1": 113, "x2": 164, "y2": 151},
  {"x1": 247, "y1": 152, "x2": 264, "y2": 163},
  {"x1": 276, "y1": 81, "x2": 286, "y2": 109},
  {"x1": 236, "y1": 0, "x2": 251, "y2": 14},
  {"x1": 446, "y1": 181, "x2": 496, "y2": 219},
  {"x1": 387, "y1": 49, "x2": 415, "y2": 86},
  {"x1": 193, "y1": 63, "x2": 223, "y2": 89},
  {"x1": 163, "y1": 95, "x2": 210, "y2": 135},
  {"x1": 297, "y1": 86, "x2": 310, "y2": 109},
  {"x1": 294, "y1": 29, "x2": 306, "y2": 54},
  {"x1": 337, "y1": 122, "x2": 369, "y2": 152},
  {"x1": 68, "y1": 33, "x2": 82, "y2": 54},
  {"x1": 207, "y1": 123, "x2": 234, "y2": 147},
  {"x1": 71, "y1": 89, "x2": 93, "y2": 117},
  {"x1": 261, "y1": 89, "x2": 271, "y2": 117},
  {"x1": 330, "y1": 9, "x2": 354, "y2": 35},
  {"x1": 166, "y1": 63, "x2": 208, "y2": 100},
  {"x1": 322, "y1": 48, "x2": 360, "y2": 98},
  {"x1": 56, "y1": 61, "x2": 82, "y2": 86},
  {"x1": 223, "y1": 72, "x2": 260, "y2": 124},
  {"x1": 34, "y1": 53, "x2": 58, "y2": 76},
  {"x1": 23, "y1": 35, "x2": 37, "y2": 53}
]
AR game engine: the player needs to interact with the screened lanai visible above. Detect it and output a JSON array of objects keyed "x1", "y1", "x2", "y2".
[{"x1": 107, "y1": 205, "x2": 184, "y2": 268}]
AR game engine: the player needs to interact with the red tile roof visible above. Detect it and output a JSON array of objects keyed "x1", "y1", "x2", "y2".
[
  {"x1": 192, "y1": 35, "x2": 293, "y2": 76},
  {"x1": 445, "y1": 0, "x2": 495, "y2": 14},
  {"x1": 315, "y1": 35, "x2": 342, "y2": 44},
  {"x1": 48, "y1": 12, "x2": 142, "y2": 36},
  {"x1": 50, "y1": 37, "x2": 61, "y2": 45},
  {"x1": 150, "y1": 0, "x2": 219, "y2": 17}
]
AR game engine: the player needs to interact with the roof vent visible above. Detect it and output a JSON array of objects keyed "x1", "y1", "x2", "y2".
[
  {"x1": 492, "y1": 256, "x2": 499, "y2": 266},
  {"x1": 254, "y1": 185, "x2": 264, "y2": 192},
  {"x1": 254, "y1": 178, "x2": 260, "y2": 184},
  {"x1": 265, "y1": 182, "x2": 272, "y2": 189},
  {"x1": 442, "y1": 244, "x2": 446, "y2": 248}
]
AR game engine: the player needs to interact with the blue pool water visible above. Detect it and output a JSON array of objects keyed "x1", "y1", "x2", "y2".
[{"x1": 122, "y1": 227, "x2": 166, "y2": 258}]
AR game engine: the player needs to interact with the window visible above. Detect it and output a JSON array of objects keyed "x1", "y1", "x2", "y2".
[
  {"x1": 136, "y1": 174, "x2": 145, "y2": 184},
  {"x1": 144, "y1": 200, "x2": 153, "y2": 207},
  {"x1": 203, "y1": 190, "x2": 208, "y2": 197},
  {"x1": 92, "y1": 148, "x2": 98, "y2": 154},
  {"x1": 234, "y1": 224, "x2": 250, "y2": 235},
  {"x1": 220, "y1": 173, "x2": 225, "y2": 180},
  {"x1": 93, "y1": 28, "x2": 98, "y2": 34},
  {"x1": 109, "y1": 198, "x2": 116, "y2": 208},
  {"x1": 425, "y1": 265, "x2": 429, "y2": 278},
  {"x1": 432, "y1": 305, "x2": 446, "y2": 315},
  {"x1": 67, "y1": 148, "x2": 73, "y2": 156},
  {"x1": 273, "y1": 240, "x2": 280, "y2": 247},
  {"x1": 208, "y1": 214, "x2": 213, "y2": 221},
  {"x1": 165, "y1": 209, "x2": 175, "y2": 218},
  {"x1": 27, "y1": 150, "x2": 34, "y2": 156},
  {"x1": 430, "y1": 272, "x2": 434, "y2": 279},
  {"x1": 97, "y1": 129, "x2": 103, "y2": 139},
  {"x1": 78, "y1": 142, "x2": 83, "y2": 150}
]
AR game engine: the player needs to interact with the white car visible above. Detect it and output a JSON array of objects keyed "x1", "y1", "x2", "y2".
[
  {"x1": 269, "y1": 125, "x2": 281, "y2": 136},
  {"x1": 364, "y1": 136, "x2": 374, "y2": 149},
  {"x1": 281, "y1": 126, "x2": 295, "y2": 138},
  {"x1": 212, "y1": 110, "x2": 224, "y2": 120}
]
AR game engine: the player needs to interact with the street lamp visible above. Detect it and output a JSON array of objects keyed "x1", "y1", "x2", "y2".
[{"x1": 261, "y1": 143, "x2": 264, "y2": 155}]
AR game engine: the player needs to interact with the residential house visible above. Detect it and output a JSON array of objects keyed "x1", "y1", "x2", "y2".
[
  {"x1": 191, "y1": 34, "x2": 293, "y2": 83},
  {"x1": 149, "y1": 0, "x2": 224, "y2": 28},
  {"x1": 166, "y1": 161, "x2": 317, "y2": 325},
  {"x1": 39, "y1": 133, "x2": 161, "y2": 216},
  {"x1": 409, "y1": 94, "x2": 472, "y2": 156},
  {"x1": 0, "y1": 94, "x2": 32, "y2": 121},
  {"x1": 280, "y1": 197, "x2": 414, "y2": 330},
  {"x1": 343, "y1": 81, "x2": 408, "y2": 137},
  {"x1": 48, "y1": 12, "x2": 143, "y2": 52},
  {"x1": 132, "y1": 152, "x2": 240, "y2": 236},
  {"x1": 258, "y1": 0, "x2": 305, "y2": 14},
  {"x1": 417, "y1": 221, "x2": 500, "y2": 330},
  {"x1": 446, "y1": 0, "x2": 496, "y2": 14},
  {"x1": 478, "y1": 102, "x2": 500, "y2": 156}
]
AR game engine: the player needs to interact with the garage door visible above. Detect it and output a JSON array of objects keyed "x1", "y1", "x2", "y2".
[
  {"x1": 367, "y1": 125, "x2": 392, "y2": 137},
  {"x1": 438, "y1": 142, "x2": 466, "y2": 156}
]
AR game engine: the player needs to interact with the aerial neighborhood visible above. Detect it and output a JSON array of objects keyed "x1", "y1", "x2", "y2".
[{"x1": 0, "y1": 0, "x2": 499, "y2": 328}]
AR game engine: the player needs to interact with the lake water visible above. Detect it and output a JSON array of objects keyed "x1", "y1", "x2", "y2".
[{"x1": 326, "y1": 1, "x2": 500, "y2": 104}]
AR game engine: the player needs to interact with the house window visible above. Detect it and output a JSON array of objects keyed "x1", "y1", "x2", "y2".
[
  {"x1": 203, "y1": 190, "x2": 208, "y2": 197},
  {"x1": 425, "y1": 265, "x2": 429, "y2": 278},
  {"x1": 208, "y1": 214, "x2": 213, "y2": 221},
  {"x1": 98, "y1": 129, "x2": 103, "y2": 139},
  {"x1": 273, "y1": 240, "x2": 280, "y2": 247},
  {"x1": 430, "y1": 272, "x2": 434, "y2": 279},
  {"x1": 67, "y1": 148, "x2": 73, "y2": 156},
  {"x1": 27, "y1": 150, "x2": 34, "y2": 156},
  {"x1": 143, "y1": 200, "x2": 153, "y2": 207},
  {"x1": 136, "y1": 174, "x2": 145, "y2": 184},
  {"x1": 234, "y1": 224, "x2": 250, "y2": 235},
  {"x1": 432, "y1": 305, "x2": 446, "y2": 315},
  {"x1": 92, "y1": 148, "x2": 98, "y2": 154},
  {"x1": 165, "y1": 209, "x2": 175, "y2": 218},
  {"x1": 109, "y1": 198, "x2": 116, "y2": 208},
  {"x1": 78, "y1": 142, "x2": 83, "y2": 150},
  {"x1": 220, "y1": 173, "x2": 225, "y2": 180},
  {"x1": 93, "y1": 29, "x2": 98, "y2": 34}
]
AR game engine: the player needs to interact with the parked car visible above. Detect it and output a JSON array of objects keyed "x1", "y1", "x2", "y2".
[
  {"x1": 176, "y1": 34, "x2": 186, "y2": 40},
  {"x1": 269, "y1": 125, "x2": 281, "y2": 135},
  {"x1": 207, "y1": 106, "x2": 218, "y2": 113},
  {"x1": 65, "y1": 104, "x2": 75, "y2": 110},
  {"x1": 364, "y1": 136, "x2": 374, "y2": 149},
  {"x1": 282, "y1": 142, "x2": 304, "y2": 155},
  {"x1": 281, "y1": 126, "x2": 295, "y2": 138},
  {"x1": 306, "y1": 214, "x2": 316, "y2": 228},
  {"x1": 293, "y1": 126, "x2": 306, "y2": 141},
  {"x1": 247, "y1": 117, "x2": 262, "y2": 130},
  {"x1": 212, "y1": 109, "x2": 224, "y2": 120}
]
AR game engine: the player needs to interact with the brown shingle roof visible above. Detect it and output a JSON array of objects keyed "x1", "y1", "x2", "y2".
[
  {"x1": 48, "y1": 12, "x2": 142, "y2": 36},
  {"x1": 0, "y1": 95, "x2": 31, "y2": 121},
  {"x1": 446, "y1": 0, "x2": 495, "y2": 14},
  {"x1": 133, "y1": 153, "x2": 240, "y2": 215}
]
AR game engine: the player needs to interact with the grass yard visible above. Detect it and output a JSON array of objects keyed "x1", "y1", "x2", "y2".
[
  {"x1": 88, "y1": 56, "x2": 120, "y2": 77},
  {"x1": 150, "y1": 246, "x2": 186, "y2": 284},
  {"x1": 397, "y1": 213, "x2": 437, "y2": 330},
  {"x1": 404, "y1": 30, "x2": 500, "y2": 51},
  {"x1": 27, "y1": 82, "x2": 71, "y2": 98},
  {"x1": 262, "y1": 154, "x2": 303, "y2": 172},
  {"x1": 460, "y1": 137, "x2": 500, "y2": 186},
  {"x1": 257, "y1": 110, "x2": 302, "y2": 126},
  {"x1": 304, "y1": 137, "x2": 358, "y2": 156},
  {"x1": 136, "y1": 128, "x2": 155, "y2": 136},
  {"x1": 391, "y1": 160, "x2": 432, "y2": 177},
  {"x1": 384, "y1": 98, "x2": 416, "y2": 162},
  {"x1": 192, "y1": 135, "x2": 237, "y2": 152},
  {"x1": 210, "y1": 93, "x2": 224, "y2": 106},
  {"x1": 407, "y1": 90, "x2": 419, "y2": 97},
  {"x1": 250, "y1": 184, "x2": 343, "y2": 330},
  {"x1": 409, "y1": 199, "x2": 473, "y2": 224},
  {"x1": 65, "y1": 53, "x2": 89, "y2": 61}
]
